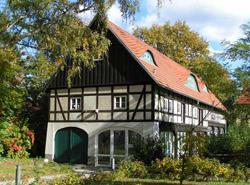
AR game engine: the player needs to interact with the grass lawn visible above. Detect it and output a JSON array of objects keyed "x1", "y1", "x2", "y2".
[
  {"x1": 113, "y1": 178, "x2": 250, "y2": 185},
  {"x1": 0, "y1": 157, "x2": 73, "y2": 182}
]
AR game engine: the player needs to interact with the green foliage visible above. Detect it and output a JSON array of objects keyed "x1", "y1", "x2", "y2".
[
  {"x1": 0, "y1": 118, "x2": 34, "y2": 158},
  {"x1": 207, "y1": 123, "x2": 250, "y2": 166},
  {"x1": 114, "y1": 160, "x2": 148, "y2": 179},
  {"x1": 134, "y1": 21, "x2": 209, "y2": 66},
  {"x1": 150, "y1": 157, "x2": 181, "y2": 180},
  {"x1": 222, "y1": 22, "x2": 250, "y2": 64},
  {"x1": 132, "y1": 136, "x2": 165, "y2": 165},
  {"x1": 48, "y1": 174, "x2": 82, "y2": 185},
  {"x1": 0, "y1": 0, "x2": 156, "y2": 159}
]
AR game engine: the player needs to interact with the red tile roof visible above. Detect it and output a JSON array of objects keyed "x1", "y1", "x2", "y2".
[
  {"x1": 108, "y1": 21, "x2": 226, "y2": 110},
  {"x1": 236, "y1": 95, "x2": 250, "y2": 105}
]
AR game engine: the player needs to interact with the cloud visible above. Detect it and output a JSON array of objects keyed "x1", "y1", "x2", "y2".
[{"x1": 140, "y1": 0, "x2": 250, "y2": 42}]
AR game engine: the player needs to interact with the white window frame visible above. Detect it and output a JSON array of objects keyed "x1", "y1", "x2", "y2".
[
  {"x1": 185, "y1": 104, "x2": 189, "y2": 116},
  {"x1": 163, "y1": 98, "x2": 168, "y2": 112},
  {"x1": 96, "y1": 129, "x2": 142, "y2": 167},
  {"x1": 177, "y1": 102, "x2": 181, "y2": 115},
  {"x1": 70, "y1": 97, "x2": 81, "y2": 110},
  {"x1": 169, "y1": 100, "x2": 173, "y2": 113},
  {"x1": 114, "y1": 96, "x2": 127, "y2": 110},
  {"x1": 193, "y1": 107, "x2": 197, "y2": 118}
]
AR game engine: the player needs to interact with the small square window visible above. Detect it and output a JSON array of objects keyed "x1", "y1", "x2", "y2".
[
  {"x1": 114, "y1": 96, "x2": 127, "y2": 109},
  {"x1": 70, "y1": 97, "x2": 81, "y2": 110}
]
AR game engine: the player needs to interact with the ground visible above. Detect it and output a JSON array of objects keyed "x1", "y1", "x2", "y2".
[
  {"x1": 0, "y1": 158, "x2": 249, "y2": 185},
  {"x1": 0, "y1": 157, "x2": 73, "y2": 182}
]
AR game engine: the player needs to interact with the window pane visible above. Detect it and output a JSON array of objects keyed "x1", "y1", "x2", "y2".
[
  {"x1": 121, "y1": 97, "x2": 126, "y2": 108},
  {"x1": 169, "y1": 100, "x2": 172, "y2": 112},
  {"x1": 98, "y1": 130, "x2": 110, "y2": 154},
  {"x1": 128, "y1": 131, "x2": 141, "y2": 155},
  {"x1": 77, "y1": 98, "x2": 81, "y2": 109},
  {"x1": 185, "y1": 104, "x2": 188, "y2": 116},
  {"x1": 114, "y1": 130, "x2": 125, "y2": 155},
  {"x1": 98, "y1": 156, "x2": 110, "y2": 165},
  {"x1": 71, "y1": 99, "x2": 75, "y2": 109}
]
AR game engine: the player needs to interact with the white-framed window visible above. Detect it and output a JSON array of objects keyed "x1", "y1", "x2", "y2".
[
  {"x1": 163, "y1": 98, "x2": 168, "y2": 112},
  {"x1": 185, "y1": 104, "x2": 189, "y2": 116},
  {"x1": 96, "y1": 129, "x2": 141, "y2": 166},
  {"x1": 70, "y1": 97, "x2": 81, "y2": 110},
  {"x1": 169, "y1": 100, "x2": 173, "y2": 113},
  {"x1": 189, "y1": 105, "x2": 192, "y2": 117},
  {"x1": 211, "y1": 113, "x2": 216, "y2": 121},
  {"x1": 114, "y1": 96, "x2": 126, "y2": 109},
  {"x1": 177, "y1": 102, "x2": 181, "y2": 115},
  {"x1": 193, "y1": 107, "x2": 197, "y2": 118}
]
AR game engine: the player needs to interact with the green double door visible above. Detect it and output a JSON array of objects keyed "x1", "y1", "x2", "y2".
[{"x1": 54, "y1": 127, "x2": 88, "y2": 164}]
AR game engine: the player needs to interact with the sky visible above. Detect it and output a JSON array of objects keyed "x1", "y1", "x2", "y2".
[{"x1": 81, "y1": 0, "x2": 250, "y2": 71}]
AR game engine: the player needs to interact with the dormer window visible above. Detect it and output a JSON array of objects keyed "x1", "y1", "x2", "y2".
[
  {"x1": 203, "y1": 85, "x2": 209, "y2": 92},
  {"x1": 185, "y1": 74, "x2": 199, "y2": 91},
  {"x1": 140, "y1": 51, "x2": 156, "y2": 65}
]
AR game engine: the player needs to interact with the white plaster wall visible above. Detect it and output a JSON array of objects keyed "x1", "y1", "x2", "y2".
[{"x1": 45, "y1": 121, "x2": 158, "y2": 160}]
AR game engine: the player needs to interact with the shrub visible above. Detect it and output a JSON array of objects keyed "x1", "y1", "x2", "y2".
[
  {"x1": 114, "y1": 160, "x2": 147, "y2": 179},
  {"x1": 132, "y1": 136, "x2": 165, "y2": 165},
  {"x1": 47, "y1": 174, "x2": 82, "y2": 185},
  {"x1": 150, "y1": 157, "x2": 181, "y2": 180},
  {"x1": 0, "y1": 118, "x2": 34, "y2": 159}
]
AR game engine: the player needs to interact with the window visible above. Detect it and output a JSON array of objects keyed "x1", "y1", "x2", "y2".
[
  {"x1": 208, "y1": 126, "x2": 213, "y2": 136},
  {"x1": 160, "y1": 131, "x2": 175, "y2": 157},
  {"x1": 139, "y1": 50, "x2": 156, "y2": 65},
  {"x1": 97, "y1": 129, "x2": 141, "y2": 166},
  {"x1": 114, "y1": 96, "x2": 126, "y2": 109},
  {"x1": 185, "y1": 104, "x2": 189, "y2": 116},
  {"x1": 211, "y1": 113, "x2": 216, "y2": 121},
  {"x1": 185, "y1": 74, "x2": 199, "y2": 91},
  {"x1": 163, "y1": 98, "x2": 168, "y2": 111},
  {"x1": 169, "y1": 100, "x2": 173, "y2": 113},
  {"x1": 193, "y1": 107, "x2": 197, "y2": 118},
  {"x1": 189, "y1": 105, "x2": 192, "y2": 117},
  {"x1": 219, "y1": 127, "x2": 225, "y2": 135},
  {"x1": 177, "y1": 102, "x2": 181, "y2": 115},
  {"x1": 203, "y1": 85, "x2": 208, "y2": 92},
  {"x1": 114, "y1": 130, "x2": 125, "y2": 155},
  {"x1": 128, "y1": 131, "x2": 141, "y2": 155},
  {"x1": 70, "y1": 97, "x2": 81, "y2": 110},
  {"x1": 98, "y1": 130, "x2": 110, "y2": 165},
  {"x1": 98, "y1": 130, "x2": 110, "y2": 155}
]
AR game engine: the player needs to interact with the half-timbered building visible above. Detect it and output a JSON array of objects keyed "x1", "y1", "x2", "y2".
[{"x1": 45, "y1": 20, "x2": 227, "y2": 166}]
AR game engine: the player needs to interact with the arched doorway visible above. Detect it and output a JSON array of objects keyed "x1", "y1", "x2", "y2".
[{"x1": 54, "y1": 127, "x2": 88, "y2": 164}]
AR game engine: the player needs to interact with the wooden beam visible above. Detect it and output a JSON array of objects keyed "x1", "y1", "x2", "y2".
[{"x1": 131, "y1": 86, "x2": 146, "y2": 121}]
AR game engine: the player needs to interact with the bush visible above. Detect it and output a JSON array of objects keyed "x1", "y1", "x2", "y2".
[
  {"x1": 0, "y1": 118, "x2": 34, "y2": 159},
  {"x1": 114, "y1": 160, "x2": 147, "y2": 179},
  {"x1": 47, "y1": 174, "x2": 82, "y2": 185},
  {"x1": 150, "y1": 157, "x2": 181, "y2": 180},
  {"x1": 132, "y1": 136, "x2": 165, "y2": 165}
]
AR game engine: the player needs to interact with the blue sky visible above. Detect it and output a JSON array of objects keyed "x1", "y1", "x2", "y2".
[{"x1": 81, "y1": 0, "x2": 250, "y2": 70}]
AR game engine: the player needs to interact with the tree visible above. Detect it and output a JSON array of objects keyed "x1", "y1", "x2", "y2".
[
  {"x1": 134, "y1": 21, "x2": 235, "y2": 102},
  {"x1": 223, "y1": 22, "x2": 250, "y2": 64},
  {"x1": 0, "y1": 0, "x2": 167, "y2": 157},
  {"x1": 134, "y1": 21, "x2": 209, "y2": 66},
  {"x1": 222, "y1": 22, "x2": 250, "y2": 124}
]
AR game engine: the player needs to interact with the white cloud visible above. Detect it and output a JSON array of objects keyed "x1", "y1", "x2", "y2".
[{"x1": 141, "y1": 0, "x2": 250, "y2": 42}]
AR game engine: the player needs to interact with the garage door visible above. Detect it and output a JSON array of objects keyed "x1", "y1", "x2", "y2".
[{"x1": 54, "y1": 127, "x2": 88, "y2": 164}]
